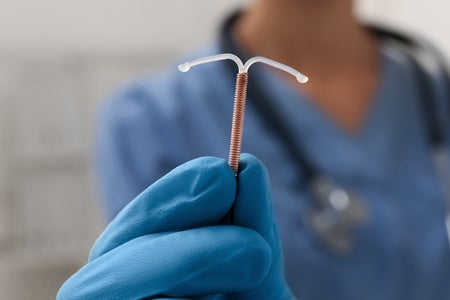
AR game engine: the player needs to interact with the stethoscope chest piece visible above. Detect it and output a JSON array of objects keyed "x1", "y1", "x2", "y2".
[{"x1": 306, "y1": 176, "x2": 369, "y2": 254}]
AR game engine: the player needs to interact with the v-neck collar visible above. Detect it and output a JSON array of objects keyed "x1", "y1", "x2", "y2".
[{"x1": 260, "y1": 45, "x2": 391, "y2": 143}]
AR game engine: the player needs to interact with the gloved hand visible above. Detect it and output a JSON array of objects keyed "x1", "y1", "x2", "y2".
[{"x1": 57, "y1": 154, "x2": 294, "y2": 300}]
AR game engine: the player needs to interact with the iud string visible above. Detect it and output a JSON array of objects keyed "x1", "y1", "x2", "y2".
[{"x1": 179, "y1": 54, "x2": 308, "y2": 174}]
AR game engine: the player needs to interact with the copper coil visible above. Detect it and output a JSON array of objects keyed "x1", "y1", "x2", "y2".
[{"x1": 228, "y1": 72, "x2": 249, "y2": 174}]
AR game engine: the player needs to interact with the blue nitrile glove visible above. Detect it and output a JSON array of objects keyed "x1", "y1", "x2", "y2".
[{"x1": 57, "y1": 154, "x2": 293, "y2": 300}]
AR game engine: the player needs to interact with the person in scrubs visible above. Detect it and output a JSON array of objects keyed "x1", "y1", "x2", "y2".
[{"x1": 58, "y1": 0, "x2": 450, "y2": 299}]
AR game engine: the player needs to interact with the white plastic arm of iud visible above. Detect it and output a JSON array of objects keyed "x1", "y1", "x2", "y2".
[
  {"x1": 179, "y1": 53, "x2": 309, "y2": 84},
  {"x1": 244, "y1": 56, "x2": 309, "y2": 83},
  {"x1": 178, "y1": 53, "x2": 244, "y2": 73}
]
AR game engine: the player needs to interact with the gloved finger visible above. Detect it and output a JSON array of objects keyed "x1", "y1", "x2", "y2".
[
  {"x1": 233, "y1": 153, "x2": 273, "y2": 240},
  {"x1": 57, "y1": 226, "x2": 271, "y2": 300},
  {"x1": 90, "y1": 156, "x2": 236, "y2": 261}
]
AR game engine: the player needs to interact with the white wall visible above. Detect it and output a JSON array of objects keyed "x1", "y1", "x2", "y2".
[{"x1": 0, "y1": 1, "x2": 448, "y2": 299}]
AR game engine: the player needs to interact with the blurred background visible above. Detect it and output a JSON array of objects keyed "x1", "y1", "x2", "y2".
[{"x1": 0, "y1": 0, "x2": 449, "y2": 299}]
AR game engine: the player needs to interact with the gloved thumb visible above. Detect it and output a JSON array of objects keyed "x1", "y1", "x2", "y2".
[
  {"x1": 231, "y1": 153, "x2": 294, "y2": 300},
  {"x1": 232, "y1": 153, "x2": 273, "y2": 240}
]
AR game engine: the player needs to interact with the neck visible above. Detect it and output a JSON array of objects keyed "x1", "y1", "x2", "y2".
[{"x1": 235, "y1": 0, "x2": 377, "y2": 79}]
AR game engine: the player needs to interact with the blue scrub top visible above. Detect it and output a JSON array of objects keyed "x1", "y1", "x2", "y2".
[{"x1": 96, "y1": 34, "x2": 450, "y2": 298}]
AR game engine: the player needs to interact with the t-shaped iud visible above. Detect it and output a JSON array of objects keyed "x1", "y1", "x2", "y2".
[{"x1": 179, "y1": 53, "x2": 309, "y2": 174}]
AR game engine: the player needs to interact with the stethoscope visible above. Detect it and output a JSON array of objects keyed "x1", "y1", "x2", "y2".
[{"x1": 218, "y1": 13, "x2": 450, "y2": 254}]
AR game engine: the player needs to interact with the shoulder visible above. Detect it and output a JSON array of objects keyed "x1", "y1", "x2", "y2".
[
  {"x1": 374, "y1": 25, "x2": 450, "y2": 135},
  {"x1": 374, "y1": 25, "x2": 450, "y2": 102},
  {"x1": 372, "y1": 25, "x2": 449, "y2": 84}
]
